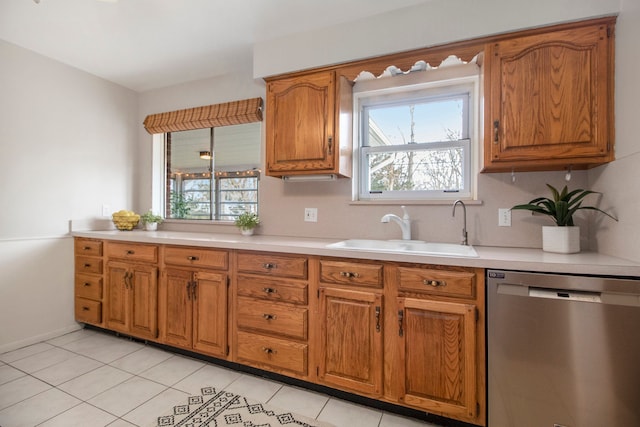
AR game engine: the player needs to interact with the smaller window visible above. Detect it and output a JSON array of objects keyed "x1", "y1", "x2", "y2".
[{"x1": 354, "y1": 63, "x2": 479, "y2": 201}]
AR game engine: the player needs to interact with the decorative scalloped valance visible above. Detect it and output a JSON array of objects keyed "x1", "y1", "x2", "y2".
[{"x1": 143, "y1": 97, "x2": 263, "y2": 134}]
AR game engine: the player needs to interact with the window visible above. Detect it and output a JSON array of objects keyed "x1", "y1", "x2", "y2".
[
  {"x1": 164, "y1": 123, "x2": 261, "y2": 221},
  {"x1": 354, "y1": 61, "x2": 479, "y2": 201}
]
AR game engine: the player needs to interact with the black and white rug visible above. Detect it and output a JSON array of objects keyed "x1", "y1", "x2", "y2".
[{"x1": 154, "y1": 386, "x2": 334, "y2": 427}]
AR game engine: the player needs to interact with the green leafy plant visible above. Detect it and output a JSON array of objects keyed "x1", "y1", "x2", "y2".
[
  {"x1": 234, "y1": 212, "x2": 260, "y2": 230},
  {"x1": 141, "y1": 210, "x2": 163, "y2": 224},
  {"x1": 512, "y1": 184, "x2": 617, "y2": 226}
]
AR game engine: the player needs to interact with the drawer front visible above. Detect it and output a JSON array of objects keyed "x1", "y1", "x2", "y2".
[
  {"x1": 236, "y1": 331, "x2": 307, "y2": 375},
  {"x1": 320, "y1": 260, "x2": 383, "y2": 288},
  {"x1": 75, "y1": 274, "x2": 103, "y2": 300},
  {"x1": 237, "y1": 274, "x2": 308, "y2": 304},
  {"x1": 75, "y1": 298, "x2": 102, "y2": 324},
  {"x1": 106, "y1": 242, "x2": 158, "y2": 263},
  {"x1": 237, "y1": 297, "x2": 307, "y2": 340},
  {"x1": 237, "y1": 252, "x2": 307, "y2": 279},
  {"x1": 164, "y1": 246, "x2": 228, "y2": 270},
  {"x1": 398, "y1": 267, "x2": 476, "y2": 298},
  {"x1": 75, "y1": 257, "x2": 103, "y2": 275},
  {"x1": 74, "y1": 239, "x2": 103, "y2": 256}
]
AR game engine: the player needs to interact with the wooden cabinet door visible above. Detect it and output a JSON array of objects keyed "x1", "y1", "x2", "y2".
[
  {"x1": 192, "y1": 270, "x2": 228, "y2": 358},
  {"x1": 129, "y1": 264, "x2": 158, "y2": 340},
  {"x1": 105, "y1": 261, "x2": 129, "y2": 334},
  {"x1": 397, "y1": 297, "x2": 477, "y2": 419},
  {"x1": 266, "y1": 71, "x2": 336, "y2": 175},
  {"x1": 485, "y1": 21, "x2": 614, "y2": 171},
  {"x1": 318, "y1": 287, "x2": 383, "y2": 396},
  {"x1": 163, "y1": 268, "x2": 193, "y2": 348}
]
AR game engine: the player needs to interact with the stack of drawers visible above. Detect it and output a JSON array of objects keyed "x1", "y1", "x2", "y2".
[
  {"x1": 74, "y1": 238, "x2": 104, "y2": 325},
  {"x1": 235, "y1": 251, "x2": 310, "y2": 377}
]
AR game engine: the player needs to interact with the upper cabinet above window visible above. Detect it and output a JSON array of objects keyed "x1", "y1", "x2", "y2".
[{"x1": 483, "y1": 18, "x2": 616, "y2": 172}]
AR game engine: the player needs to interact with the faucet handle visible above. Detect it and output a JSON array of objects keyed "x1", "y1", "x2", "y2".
[{"x1": 400, "y1": 205, "x2": 409, "y2": 220}]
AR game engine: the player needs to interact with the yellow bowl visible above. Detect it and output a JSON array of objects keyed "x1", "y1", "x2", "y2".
[{"x1": 112, "y1": 213, "x2": 140, "y2": 231}]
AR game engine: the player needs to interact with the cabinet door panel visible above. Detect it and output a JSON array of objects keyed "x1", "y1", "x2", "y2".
[
  {"x1": 105, "y1": 262, "x2": 129, "y2": 333},
  {"x1": 398, "y1": 298, "x2": 477, "y2": 419},
  {"x1": 130, "y1": 265, "x2": 158, "y2": 340},
  {"x1": 266, "y1": 71, "x2": 335, "y2": 173},
  {"x1": 163, "y1": 268, "x2": 193, "y2": 348},
  {"x1": 193, "y1": 271, "x2": 228, "y2": 357},
  {"x1": 318, "y1": 287, "x2": 382, "y2": 396}
]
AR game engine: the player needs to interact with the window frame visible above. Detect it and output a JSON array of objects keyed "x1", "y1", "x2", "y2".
[{"x1": 352, "y1": 63, "x2": 480, "y2": 203}]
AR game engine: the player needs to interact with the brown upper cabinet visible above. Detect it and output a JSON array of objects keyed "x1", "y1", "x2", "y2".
[
  {"x1": 484, "y1": 18, "x2": 616, "y2": 172},
  {"x1": 265, "y1": 70, "x2": 353, "y2": 178}
]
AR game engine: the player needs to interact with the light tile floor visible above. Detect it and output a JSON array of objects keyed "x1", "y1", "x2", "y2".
[{"x1": 0, "y1": 328, "x2": 441, "y2": 427}]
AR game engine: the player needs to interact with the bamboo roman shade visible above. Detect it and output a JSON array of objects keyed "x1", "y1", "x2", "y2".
[{"x1": 143, "y1": 97, "x2": 263, "y2": 134}]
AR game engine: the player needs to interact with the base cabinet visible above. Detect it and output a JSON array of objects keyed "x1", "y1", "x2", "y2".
[
  {"x1": 318, "y1": 287, "x2": 383, "y2": 396},
  {"x1": 162, "y1": 268, "x2": 228, "y2": 358},
  {"x1": 160, "y1": 246, "x2": 229, "y2": 358},
  {"x1": 105, "y1": 261, "x2": 158, "y2": 340},
  {"x1": 397, "y1": 297, "x2": 478, "y2": 419}
]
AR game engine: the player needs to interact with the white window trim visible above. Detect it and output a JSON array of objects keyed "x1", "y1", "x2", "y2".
[{"x1": 352, "y1": 61, "x2": 481, "y2": 203}]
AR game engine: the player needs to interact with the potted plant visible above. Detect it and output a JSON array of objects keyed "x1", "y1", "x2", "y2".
[
  {"x1": 234, "y1": 212, "x2": 260, "y2": 236},
  {"x1": 140, "y1": 210, "x2": 163, "y2": 231},
  {"x1": 512, "y1": 184, "x2": 617, "y2": 253}
]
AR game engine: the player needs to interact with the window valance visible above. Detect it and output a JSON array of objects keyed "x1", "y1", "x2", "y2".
[{"x1": 143, "y1": 97, "x2": 263, "y2": 134}]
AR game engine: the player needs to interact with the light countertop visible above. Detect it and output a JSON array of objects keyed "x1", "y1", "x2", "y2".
[{"x1": 72, "y1": 230, "x2": 640, "y2": 277}]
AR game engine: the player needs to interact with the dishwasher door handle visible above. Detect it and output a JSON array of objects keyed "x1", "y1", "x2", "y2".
[
  {"x1": 528, "y1": 287, "x2": 602, "y2": 303},
  {"x1": 497, "y1": 282, "x2": 640, "y2": 307}
]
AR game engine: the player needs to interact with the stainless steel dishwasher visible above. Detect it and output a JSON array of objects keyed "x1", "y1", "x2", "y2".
[{"x1": 487, "y1": 269, "x2": 640, "y2": 427}]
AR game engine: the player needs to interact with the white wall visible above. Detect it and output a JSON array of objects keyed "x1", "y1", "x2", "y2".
[
  {"x1": 0, "y1": 39, "x2": 138, "y2": 351},
  {"x1": 588, "y1": 0, "x2": 640, "y2": 260}
]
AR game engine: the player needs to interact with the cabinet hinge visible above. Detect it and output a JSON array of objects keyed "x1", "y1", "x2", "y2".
[
  {"x1": 607, "y1": 26, "x2": 613, "y2": 38},
  {"x1": 226, "y1": 345, "x2": 230, "y2": 355},
  {"x1": 227, "y1": 276, "x2": 230, "y2": 287},
  {"x1": 317, "y1": 289, "x2": 320, "y2": 299},
  {"x1": 316, "y1": 366, "x2": 319, "y2": 376}
]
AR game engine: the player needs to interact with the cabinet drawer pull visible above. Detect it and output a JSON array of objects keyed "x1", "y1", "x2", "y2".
[
  {"x1": 83, "y1": 263, "x2": 92, "y2": 268},
  {"x1": 83, "y1": 246, "x2": 91, "y2": 251},
  {"x1": 84, "y1": 282, "x2": 91, "y2": 287},
  {"x1": 262, "y1": 313, "x2": 277, "y2": 320},
  {"x1": 187, "y1": 256, "x2": 199, "y2": 261},
  {"x1": 262, "y1": 263, "x2": 277, "y2": 270},
  {"x1": 126, "y1": 250, "x2": 135, "y2": 255},
  {"x1": 262, "y1": 287, "x2": 278, "y2": 294},
  {"x1": 423, "y1": 279, "x2": 446, "y2": 287},
  {"x1": 340, "y1": 271, "x2": 360, "y2": 278},
  {"x1": 82, "y1": 306, "x2": 90, "y2": 311},
  {"x1": 261, "y1": 347, "x2": 276, "y2": 354}
]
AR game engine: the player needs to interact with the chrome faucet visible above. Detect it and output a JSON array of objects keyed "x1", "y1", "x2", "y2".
[
  {"x1": 452, "y1": 199, "x2": 468, "y2": 246},
  {"x1": 381, "y1": 205, "x2": 411, "y2": 240}
]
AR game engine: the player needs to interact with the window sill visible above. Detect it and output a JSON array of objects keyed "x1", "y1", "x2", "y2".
[{"x1": 349, "y1": 199, "x2": 484, "y2": 206}]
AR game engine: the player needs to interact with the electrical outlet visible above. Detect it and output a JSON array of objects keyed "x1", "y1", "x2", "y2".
[
  {"x1": 102, "y1": 204, "x2": 111, "y2": 217},
  {"x1": 304, "y1": 208, "x2": 318, "y2": 222},
  {"x1": 498, "y1": 208, "x2": 511, "y2": 227}
]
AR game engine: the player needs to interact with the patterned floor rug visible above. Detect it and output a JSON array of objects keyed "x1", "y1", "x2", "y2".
[{"x1": 153, "y1": 386, "x2": 335, "y2": 427}]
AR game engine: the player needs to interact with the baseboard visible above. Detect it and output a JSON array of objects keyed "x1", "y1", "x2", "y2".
[{"x1": 0, "y1": 323, "x2": 83, "y2": 354}]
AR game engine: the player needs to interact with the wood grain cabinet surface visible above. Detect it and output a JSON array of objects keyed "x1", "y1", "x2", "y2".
[
  {"x1": 265, "y1": 70, "x2": 353, "y2": 178},
  {"x1": 74, "y1": 238, "x2": 104, "y2": 326},
  {"x1": 159, "y1": 246, "x2": 229, "y2": 359},
  {"x1": 234, "y1": 251, "x2": 311, "y2": 378},
  {"x1": 484, "y1": 18, "x2": 615, "y2": 172}
]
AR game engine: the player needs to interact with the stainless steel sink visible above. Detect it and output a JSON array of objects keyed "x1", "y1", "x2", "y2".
[{"x1": 326, "y1": 239, "x2": 478, "y2": 258}]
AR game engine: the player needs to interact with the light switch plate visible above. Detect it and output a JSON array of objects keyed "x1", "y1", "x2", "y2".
[{"x1": 304, "y1": 208, "x2": 318, "y2": 222}]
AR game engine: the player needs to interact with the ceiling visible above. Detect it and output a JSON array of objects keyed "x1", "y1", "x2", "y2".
[{"x1": 0, "y1": 0, "x2": 430, "y2": 92}]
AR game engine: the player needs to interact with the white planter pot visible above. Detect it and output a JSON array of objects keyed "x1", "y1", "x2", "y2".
[
  {"x1": 144, "y1": 222, "x2": 158, "y2": 231},
  {"x1": 240, "y1": 228, "x2": 254, "y2": 236},
  {"x1": 542, "y1": 226, "x2": 580, "y2": 254}
]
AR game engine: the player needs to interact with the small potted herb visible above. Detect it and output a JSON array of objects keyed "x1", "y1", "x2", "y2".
[
  {"x1": 511, "y1": 184, "x2": 617, "y2": 253},
  {"x1": 140, "y1": 210, "x2": 163, "y2": 231},
  {"x1": 234, "y1": 212, "x2": 260, "y2": 236}
]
